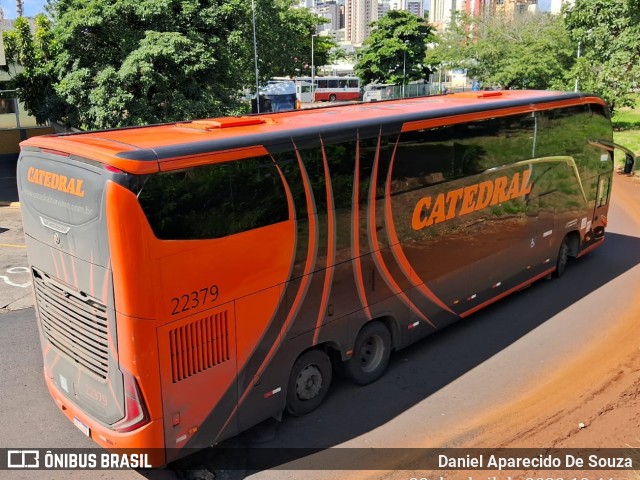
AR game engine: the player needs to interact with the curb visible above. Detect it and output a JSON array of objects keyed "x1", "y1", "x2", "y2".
[{"x1": 0, "y1": 201, "x2": 20, "y2": 208}]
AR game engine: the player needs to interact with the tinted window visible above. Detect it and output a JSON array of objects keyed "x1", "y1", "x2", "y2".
[
  {"x1": 138, "y1": 156, "x2": 289, "y2": 240},
  {"x1": 392, "y1": 126, "x2": 456, "y2": 194},
  {"x1": 391, "y1": 113, "x2": 535, "y2": 195},
  {"x1": 454, "y1": 114, "x2": 535, "y2": 173},
  {"x1": 536, "y1": 104, "x2": 612, "y2": 180}
]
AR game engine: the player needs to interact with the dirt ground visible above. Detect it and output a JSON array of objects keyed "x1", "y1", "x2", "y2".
[{"x1": 429, "y1": 173, "x2": 640, "y2": 479}]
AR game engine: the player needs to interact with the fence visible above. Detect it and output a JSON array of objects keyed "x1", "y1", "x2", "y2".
[{"x1": 365, "y1": 82, "x2": 475, "y2": 102}]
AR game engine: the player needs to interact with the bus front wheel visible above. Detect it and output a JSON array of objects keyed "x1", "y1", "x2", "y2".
[
  {"x1": 344, "y1": 321, "x2": 391, "y2": 386},
  {"x1": 286, "y1": 349, "x2": 332, "y2": 417},
  {"x1": 329, "y1": 94, "x2": 337, "y2": 102},
  {"x1": 553, "y1": 238, "x2": 570, "y2": 278}
]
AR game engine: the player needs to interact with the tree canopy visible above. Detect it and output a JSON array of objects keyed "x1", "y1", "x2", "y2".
[
  {"x1": 2, "y1": 15, "x2": 60, "y2": 124},
  {"x1": 429, "y1": 12, "x2": 575, "y2": 90},
  {"x1": 564, "y1": 0, "x2": 640, "y2": 112},
  {"x1": 355, "y1": 10, "x2": 436, "y2": 86},
  {"x1": 2, "y1": 0, "x2": 334, "y2": 130}
]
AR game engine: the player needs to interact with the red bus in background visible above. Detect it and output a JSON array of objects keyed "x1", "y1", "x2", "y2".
[{"x1": 294, "y1": 76, "x2": 361, "y2": 102}]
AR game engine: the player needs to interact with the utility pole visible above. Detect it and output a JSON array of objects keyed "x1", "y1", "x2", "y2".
[
  {"x1": 251, "y1": 0, "x2": 260, "y2": 113},
  {"x1": 574, "y1": 40, "x2": 581, "y2": 93},
  {"x1": 16, "y1": 0, "x2": 24, "y2": 17}
]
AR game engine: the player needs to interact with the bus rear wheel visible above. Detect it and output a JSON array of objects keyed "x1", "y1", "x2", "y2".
[
  {"x1": 286, "y1": 349, "x2": 332, "y2": 417},
  {"x1": 344, "y1": 321, "x2": 391, "y2": 385},
  {"x1": 329, "y1": 94, "x2": 337, "y2": 102}
]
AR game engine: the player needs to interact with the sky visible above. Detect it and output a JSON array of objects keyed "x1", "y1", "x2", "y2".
[
  {"x1": 0, "y1": 0, "x2": 47, "y2": 19},
  {"x1": 1, "y1": 0, "x2": 552, "y2": 20}
]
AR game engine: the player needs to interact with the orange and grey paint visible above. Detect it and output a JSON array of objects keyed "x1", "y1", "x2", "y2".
[{"x1": 16, "y1": 90, "x2": 614, "y2": 464}]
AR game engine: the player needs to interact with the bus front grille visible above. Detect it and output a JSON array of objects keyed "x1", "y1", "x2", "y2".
[
  {"x1": 33, "y1": 269, "x2": 109, "y2": 379},
  {"x1": 169, "y1": 310, "x2": 230, "y2": 383}
]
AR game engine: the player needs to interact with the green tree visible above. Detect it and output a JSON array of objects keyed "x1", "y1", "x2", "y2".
[
  {"x1": 430, "y1": 12, "x2": 575, "y2": 90},
  {"x1": 564, "y1": 0, "x2": 640, "y2": 112},
  {"x1": 2, "y1": 15, "x2": 61, "y2": 124},
  {"x1": 355, "y1": 10, "x2": 436, "y2": 86},
  {"x1": 3, "y1": 0, "x2": 332, "y2": 130}
]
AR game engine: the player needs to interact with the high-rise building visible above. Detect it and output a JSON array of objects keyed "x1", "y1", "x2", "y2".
[
  {"x1": 345, "y1": 0, "x2": 378, "y2": 46},
  {"x1": 429, "y1": 0, "x2": 461, "y2": 30},
  {"x1": 406, "y1": 1, "x2": 423, "y2": 17},
  {"x1": 378, "y1": 0, "x2": 391, "y2": 19},
  {"x1": 494, "y1": 0, "x2": 538, "y2": 16},
  {"x1": 430, "y1": 0, "x2": 540, "y2": 30},
  {"x1": 317, "y1": 1, "x2": 341, "y2": 32},
  {"x1": 459, "y1": 0, "x2": 538, "y2": 20}
]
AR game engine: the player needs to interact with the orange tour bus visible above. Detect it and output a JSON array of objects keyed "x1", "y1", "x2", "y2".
[{"x1": 17, "y1": 90, "x2": 615, "y2": 465}]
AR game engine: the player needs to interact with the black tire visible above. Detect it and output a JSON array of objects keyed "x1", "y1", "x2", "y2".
[
  {"x1": 329, "y1": 94, "x2": 337, "y2": 102},
  {"x1": 344, "y1": 321, "x2": 391, "y2": 386},
  {"x1": 553, "y1": 238, "x2": 570, "y2": 278},
  {"x1": 286, "y1": 349, "x2": 332, "y2": 417}
]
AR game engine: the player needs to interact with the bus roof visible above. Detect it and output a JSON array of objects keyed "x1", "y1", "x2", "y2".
[{"x1": 21, "y1": 90, "x2": 605, "y2": 175}]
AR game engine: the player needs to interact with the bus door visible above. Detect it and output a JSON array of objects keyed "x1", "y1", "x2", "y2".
[
  {"x1": 592, "y1": 172, "x2": 612, "y2": 239},
  {"x1": 526, "y1": 187, "x2": 556, "y2": 274}
]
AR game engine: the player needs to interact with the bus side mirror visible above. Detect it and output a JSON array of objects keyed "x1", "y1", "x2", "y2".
[{"x1": 623, "y1": 153, "x2": 635, "y2": 174}]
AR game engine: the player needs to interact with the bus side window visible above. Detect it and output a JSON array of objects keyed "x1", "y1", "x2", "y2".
[
  {"x1": 392, "y1": 126, "x2": 456, "y2": 193},
  {"x1": 453, "y1": 114, "x2": 535, "y2": 174},
  {"x1": 138, "y1": 157, "x2": 289, "y2": 240}
]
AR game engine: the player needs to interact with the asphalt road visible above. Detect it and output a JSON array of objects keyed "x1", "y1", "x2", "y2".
[
  {"x1": 0, "y1": 205, "x2": 31, "y2": 311},
  {"x1": 1, "y1": 175, "x2": 639, "y2": 480}
]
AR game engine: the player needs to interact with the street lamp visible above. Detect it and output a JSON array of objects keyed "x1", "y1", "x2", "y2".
[
  {"x1": 251, "y1": 0, "x2": 260, "y2": 113},
  {"x1": 402, "y1": 49, "x2": 406, "y2": 98},
  {"x1": 402, "y1": 39, "x2": 410, "y2": 99},
  {"x1": 575, "y1": 29, "x2": 592, "y2": 93},
  {"x1": 399, "y1": 37, "x2": 412, "y2": 98},
  {"x1": 574, "y1": 40, "x2": 582, "y2": 93},
  {"x1": 311, "y1": 33, "x2": 318, "y2": 102}
]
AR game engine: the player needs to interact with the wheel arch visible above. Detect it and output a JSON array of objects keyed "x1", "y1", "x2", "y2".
[
  {"x1": 565, "y1": 230, "x2": 581, "y2": 257},
  {"x1": 350, "y1": 315, "x2": 399, "y2": 355}
]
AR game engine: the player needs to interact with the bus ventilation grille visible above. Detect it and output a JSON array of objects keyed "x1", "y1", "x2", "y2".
[
  {"x1": 169, "y1": 311, "x2": 230, "y2": 383},
  {"x1": 33, "y1": 269, "x2": 109, "y2": 379}
]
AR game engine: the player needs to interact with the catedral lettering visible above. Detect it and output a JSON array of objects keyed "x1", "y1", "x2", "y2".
[
  {"x1": 412, "y1": 169, "x2": 533, "y2": 230},
  {"x1": 26, "y1": 167, "x2": 85, "y2": 197}
]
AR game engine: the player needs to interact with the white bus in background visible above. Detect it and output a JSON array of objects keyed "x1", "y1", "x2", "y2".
[
  {"x1": 362, "y1": 84, "x2": 394, "y2": 102},
  {"x1": 294, "y1": 78, "x2": 315, "y2": 103}
]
